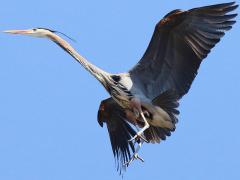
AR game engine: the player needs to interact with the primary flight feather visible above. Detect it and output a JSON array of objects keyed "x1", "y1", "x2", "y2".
[{"x1": 4, "y1": 1, "x2": 238, "y2": 175}]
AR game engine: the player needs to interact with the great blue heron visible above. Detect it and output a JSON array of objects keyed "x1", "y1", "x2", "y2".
[{"x1": 4, "y1": 2, "x2": 238, "y2": 174}]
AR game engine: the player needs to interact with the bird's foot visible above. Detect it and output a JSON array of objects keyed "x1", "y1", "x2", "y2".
[
  {"x1": 128, "y1": 133, "x2": 148, "y2": 143},
  {"x1": 124, "y1": 153, "x2": 144, "y2": 167}
]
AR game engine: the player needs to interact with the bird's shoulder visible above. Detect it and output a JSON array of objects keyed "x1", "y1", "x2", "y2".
[{"x1": 156, "y1": 9, "x2": 187, "y2": 30}]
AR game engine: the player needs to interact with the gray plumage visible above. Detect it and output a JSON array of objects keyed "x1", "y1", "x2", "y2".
[
  {"x1": 98, "y1": 2, "x2": 238, "y2": 173},
  {"x1": 4, "y1": 1, "x2": 238, "y2": 175}
]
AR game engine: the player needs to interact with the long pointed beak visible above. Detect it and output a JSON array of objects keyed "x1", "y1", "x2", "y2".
[{"x1": 3, "y1": 29, "x2": 32, "y2": 35}]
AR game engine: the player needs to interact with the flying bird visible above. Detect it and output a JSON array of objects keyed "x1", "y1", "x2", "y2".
[{"x1": 4, "y1": 1, "x2": 238, "y2": 174}]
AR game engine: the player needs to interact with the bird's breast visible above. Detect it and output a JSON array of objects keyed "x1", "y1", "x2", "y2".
[{"x1": 108, "y1": 84, "x2": 133, "y2": 109}]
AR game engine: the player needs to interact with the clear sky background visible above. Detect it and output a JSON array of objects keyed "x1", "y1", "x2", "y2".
[{"x1": 0, "y1": 0, "x2": 239, "y2": 180}]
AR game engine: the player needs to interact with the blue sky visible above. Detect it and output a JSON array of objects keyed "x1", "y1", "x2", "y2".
[{"x1": 0, "y1": 0, "x2": 239, "y2": 180}]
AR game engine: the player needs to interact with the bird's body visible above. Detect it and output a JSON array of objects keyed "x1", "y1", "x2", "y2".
[
  {"x1": 104, "y1": 73, "x2": 174, "y2": 129},
  {"x1": 4, "y1": 1, "x2": 238, "y2": 174}
]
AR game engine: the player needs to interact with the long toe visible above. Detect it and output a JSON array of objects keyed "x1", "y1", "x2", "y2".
[
  {"x1": 124, "y1": 153, "x2": 145, "y2": 167},
  {"x1": 124, "y1": 158, "x2": 134, "y2": 167},
  {"x1": 134, "y1": 153, "x2": 144, "y2": 162},
  {"x1": 138, "y1": 134, "x2": 148, "y2": 143}
]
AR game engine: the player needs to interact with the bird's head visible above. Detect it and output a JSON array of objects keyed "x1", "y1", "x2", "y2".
[
  {"x1": 3, "y1": 28, "x2": 54, "y2": 38},
  {"x1": 3, "y1": 27, "x2": 76, "y2": 43}
]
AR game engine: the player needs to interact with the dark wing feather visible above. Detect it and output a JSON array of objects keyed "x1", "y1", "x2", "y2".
[
  {"x1": 98, "y1": 97, "x2": 177, "y2": 163},
  {"x1": 97, "y1": 98, "x2": 136, "y2": 174},
  {"x1": 144, "y1": 126, "x2": 172, "y2": 143},
  {"x1": 129, "y1": 2, "x2": 238, "y2": 99}
]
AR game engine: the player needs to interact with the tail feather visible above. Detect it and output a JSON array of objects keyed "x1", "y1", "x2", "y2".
[
  {"x1": 144, "y1": 90, "x2": 179, "y2": 143},
  {"x1": 152, "y1": 90, "x2": 180, "y2": 124}
]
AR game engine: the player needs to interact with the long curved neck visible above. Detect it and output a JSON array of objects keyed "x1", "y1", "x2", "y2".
[{"x1": 47, "y1": 32, "x2": 109, "y2": 86}]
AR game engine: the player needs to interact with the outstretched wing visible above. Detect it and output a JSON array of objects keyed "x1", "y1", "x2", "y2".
[
  {"x1": 97, "y1": 98, "x2": 136, "y2": 173},
  {"x1": 129, "y1": 2, "x2": 238, "y2": 100}
]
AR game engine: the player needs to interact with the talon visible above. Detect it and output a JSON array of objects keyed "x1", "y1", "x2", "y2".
[
  {"x1": 134, "y1": 153, "x2": 144, "y2": 162},
  {"x1": 124, "y1": 159, "x2": 133, "y2": 167},
  {"x1": 139, "y1": 135, "x2": 148, "y2": 143},
  {"x1": 124, "y1": 153, "x2": 144, "y2": 167}
]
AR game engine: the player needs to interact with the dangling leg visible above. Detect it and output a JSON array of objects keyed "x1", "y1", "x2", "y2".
[
  {"x1": 124, "y1": 112, "x2": 150, "y2": 166},
  {"x1": 138, "y1": 111, "x2": 150, "y2": 136},
  {"x1": 129, "y1": 111, "x2": 150, "y2": 142},
  {"x1": 128, "y1": 98, "x2": 150, "y2": 143}
]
